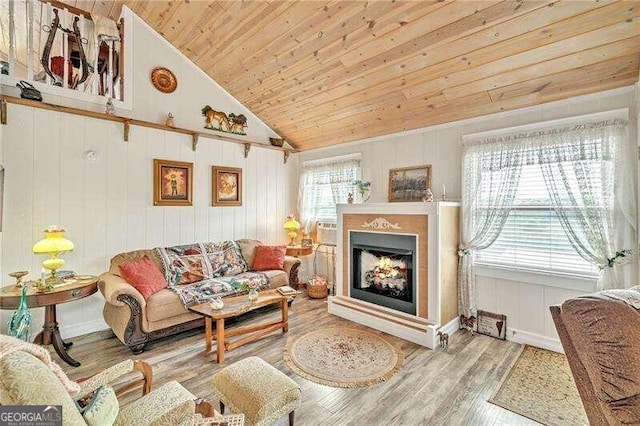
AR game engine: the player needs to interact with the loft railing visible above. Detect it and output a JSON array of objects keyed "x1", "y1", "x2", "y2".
[{"x1": 1, "y1": 0, "x2": 124, "y2": 101}]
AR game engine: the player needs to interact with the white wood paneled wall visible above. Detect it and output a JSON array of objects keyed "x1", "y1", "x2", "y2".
[
  {"x1": 476, "y1": 276, "x2": 586, "y2": 352},
  {"x1": 300, "y1": 86, "x2": 637, "y2": 352},
  {"x1": 0, "y1": 104, "x2": 298, "y2": 337}
]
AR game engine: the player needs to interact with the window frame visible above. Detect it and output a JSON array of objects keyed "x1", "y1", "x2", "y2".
[
  {"x1": 470, "y1": 140, "x2": 608, "y2": 281},
  {"x1": 475, "y1": 263, "x2": 597, "y2": 293}
]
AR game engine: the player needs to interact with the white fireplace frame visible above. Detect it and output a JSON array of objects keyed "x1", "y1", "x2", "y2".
[{"x1": 329, "y1": 202, "x2": 461, "y2": 349}]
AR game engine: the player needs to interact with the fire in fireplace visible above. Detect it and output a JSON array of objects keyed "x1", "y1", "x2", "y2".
[
  {"x1": 350, "y1": 231, "x2": 417, "y2": 315},
  {"x1": 360, "y1": 251, "x2": 410, "y2": 300}
]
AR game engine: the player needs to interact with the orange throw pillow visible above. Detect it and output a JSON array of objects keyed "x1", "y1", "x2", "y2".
[
  {"x1": 252, "y1": 245, "x2": 286, "y2": 271},
  {"x1": 119, "y1": 256, "x2": 168, "y2": 299}
]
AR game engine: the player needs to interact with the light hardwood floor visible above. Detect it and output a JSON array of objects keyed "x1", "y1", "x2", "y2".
[{"x1": 60, "y1": 295, "x2": 535, "y2": 425}]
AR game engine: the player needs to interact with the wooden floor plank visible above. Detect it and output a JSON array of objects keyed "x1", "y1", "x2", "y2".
[{"x1": 58, "y1": 295, "x2": 532, "y2": 425}]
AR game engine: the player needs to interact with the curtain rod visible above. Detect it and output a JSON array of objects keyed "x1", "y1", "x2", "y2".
[
  {"x1": 461, "y1": 108, "x2": 629, "y2": 143},
  {"x1": 302, "y1": 152, "x2": 362, "y2": 167}
]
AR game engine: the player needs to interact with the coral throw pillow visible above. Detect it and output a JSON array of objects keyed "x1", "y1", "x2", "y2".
[
  {"x1": 119, "y1": 256, "x2": 168, "y2": 299},
  {"x1": 252, "y1": 245, "x2": 286, "y2": 271}
]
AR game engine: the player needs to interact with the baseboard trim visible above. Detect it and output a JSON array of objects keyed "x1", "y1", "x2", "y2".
[
  {"x1": 59, "y1": 319, "x2": 110, "y2": 339},
  {"x1": 507, "y1": 328, "x2": 563, "y2": 354},
  {"x1": 328, "y1": 298, "x2": 437, "y2": 348}
]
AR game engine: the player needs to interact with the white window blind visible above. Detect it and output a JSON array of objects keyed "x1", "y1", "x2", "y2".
[
  {"x1": 476, "y1": 160, "x2": 599, "y2": 278},
  {"x1": 298, "y1": 155, "x2": 361, "y2": 223}
]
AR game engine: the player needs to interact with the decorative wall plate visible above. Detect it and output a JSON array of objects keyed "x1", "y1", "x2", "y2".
[{"x1": 150, "y1": 67, "x2": 177, "y2": 93}]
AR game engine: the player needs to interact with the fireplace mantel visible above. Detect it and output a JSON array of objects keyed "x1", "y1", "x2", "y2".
[
  {"x1": 337, "y1": 201, "x2": 458, "y2": 215},
  {"x1": 329, "y1": 201, "x2": 460, "y2": 349}
]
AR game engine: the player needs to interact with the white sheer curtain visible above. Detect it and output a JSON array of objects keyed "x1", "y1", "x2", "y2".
[
  {"x1": 458, "y1": 141, "x2": 526, "y2": 316},
  {"x1": 536, "y1": 120, "x2": 635, "y2": 290},
  {"x1": 459, "y1": 117, "x2": 636, "y2": 315},
  {"x1": 298, "y1": 157, "x2": 361, "y2": 224}
]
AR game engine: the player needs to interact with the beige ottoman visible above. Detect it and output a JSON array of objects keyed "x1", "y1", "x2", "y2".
[{"x1": 212, "y1": 356, "x2": 301, "y2": 426}]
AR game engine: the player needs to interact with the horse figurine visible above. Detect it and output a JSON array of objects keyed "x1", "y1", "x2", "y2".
[
  {"x1": 437, "y1": 331, "x2": 449, "y2": 348},
  {"x1": 202, "y1": 105, "x2": 230, "y2": 131},
  {"x1": 460, "y1": 314, "x2": 477, "y2": 335},
  {"x1": 228, "y1": 113, "x2": 247, "y2": 135}
]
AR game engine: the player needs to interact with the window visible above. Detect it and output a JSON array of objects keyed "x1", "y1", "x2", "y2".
[
  {"x1": 460, "y1": 114, "x2": 633, "y2": 313},
  {"x1": 475, "y1": 150, "x2": 602, "y2": 278},
  {"x1": 298, "y1": 154, "x2": 361, "y2": 223}
]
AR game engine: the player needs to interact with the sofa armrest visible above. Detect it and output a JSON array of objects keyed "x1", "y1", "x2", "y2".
[
  {"x1": 99, "y1": 272, "x2": 151, "y2": 353},
  {"x1": 283, "y1": 256, "x2": 302, "y2": 287},
  {"x1": 98, "y1": 272, "x2": 146, "y2": 309}
]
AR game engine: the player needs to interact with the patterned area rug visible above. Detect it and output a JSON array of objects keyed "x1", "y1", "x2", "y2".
[
  {"x1": 283, "y1": 327, "x2": 404, "y2": 388},
  {"x1": 490, "y1": 345, "x2": 588, "y2": 425}
]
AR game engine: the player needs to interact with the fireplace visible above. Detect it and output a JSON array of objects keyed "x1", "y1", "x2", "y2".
[
  {"x1": 331, "y1": 206, "x2": 461, "y2": 349},
  {"x1": 350, "y1": 231, "x2": 417, "y2": 315}
]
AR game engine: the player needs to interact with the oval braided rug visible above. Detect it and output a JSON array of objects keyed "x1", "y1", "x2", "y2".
[{"x1": 283, "y1": 327, "x2": 404, "y2": 388}]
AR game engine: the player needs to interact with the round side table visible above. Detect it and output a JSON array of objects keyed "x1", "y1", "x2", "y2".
[
  {"x1": 285, "y1": 245, "x2": 313, "y2": 257},
  {"x1": 0, "y1": 276, "x2": 99, "y2": 367},
  {"x1": 286, "y1": 245, "x2": 313, "y2": 288}
]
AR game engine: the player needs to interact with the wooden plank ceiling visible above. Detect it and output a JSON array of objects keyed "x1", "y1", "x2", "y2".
[{"x1": 68, "y1": 0, "x2": 639, "y2": 151}]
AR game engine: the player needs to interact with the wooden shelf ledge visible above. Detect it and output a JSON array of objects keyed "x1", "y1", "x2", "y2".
[{"x1": 0, "y1": 95, "x2": 297, "y2": 160}]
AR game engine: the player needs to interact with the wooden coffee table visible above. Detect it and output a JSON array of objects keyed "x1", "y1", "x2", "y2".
[{"x1": 189, "y1": 290, "x2": 291, "y2": 364}]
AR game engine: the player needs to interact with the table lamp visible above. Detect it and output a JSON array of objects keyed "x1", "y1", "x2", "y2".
[
  {"x1": 283, "y1": 214, "x2": 301, "y2": 247},
  {"x1": 33, "y1": 226, "x2": 74, "y2": 284}
]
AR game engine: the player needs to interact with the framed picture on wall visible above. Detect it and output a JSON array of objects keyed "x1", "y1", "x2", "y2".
[
  {"x1": 388, "y1": 165, "x2": 432, "y2": 202},
  {"x1": 212, "y1": 166, "x2": 242, "y2": 206},
  {"x1": 153, "y1": 159, "x2": 193, "y2": 206}
]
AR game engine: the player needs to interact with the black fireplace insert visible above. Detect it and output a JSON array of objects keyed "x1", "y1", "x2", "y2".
[{"x1": 350, "y1": 231, "x2": 417, "y2": 315}]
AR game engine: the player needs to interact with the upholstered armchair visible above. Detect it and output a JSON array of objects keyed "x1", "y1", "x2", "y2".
[
  {"x1": 550, "y1": 287, "x2": 640, "y2": 425},
  {"x1": 0, "y1": 335, "x2": 238, "y2": 425}
]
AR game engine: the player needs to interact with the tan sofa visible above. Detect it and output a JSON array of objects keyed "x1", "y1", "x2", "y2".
[
  {"x1": 550, "y1": 287, "x2": 640, "y2": 425},
  {"x1": 99, "y1": 239, "x2": 301, "y2": 354}
]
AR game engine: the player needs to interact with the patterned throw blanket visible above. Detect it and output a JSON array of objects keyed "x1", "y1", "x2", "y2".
[
  {"x1": 170, "y1": 273, "x2": 269, "y2": 307},
  {"x1": 156, "y1": 241, "x2": 269, "y2": 307}
]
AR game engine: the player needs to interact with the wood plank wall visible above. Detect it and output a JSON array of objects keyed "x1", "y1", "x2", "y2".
[{"x1": 0, "y1": 103, "x2": 298, "y2": 335}]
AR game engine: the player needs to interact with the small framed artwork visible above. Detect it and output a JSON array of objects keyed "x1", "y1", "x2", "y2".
[
  {"x1": 388, "y1": 165, "x2": 432, "y2": 202},
  {"x1": 212, "y1": 166, "x2": 242, "y2": 206},
  {"x1": 153, "y1": 159, "x2": 193, "y2": 206},
  {"x1": 477, "y1": 310, "x2": 507, "y2": 340}
]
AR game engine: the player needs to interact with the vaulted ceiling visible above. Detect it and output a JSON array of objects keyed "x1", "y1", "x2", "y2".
[{"x1": 68, "y1": 1, "x2": 639, "y2": 151}]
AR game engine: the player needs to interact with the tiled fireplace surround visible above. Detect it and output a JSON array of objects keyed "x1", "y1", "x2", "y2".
[{"x1": 328, "y1": 202, "x2": 460, "y2": 349}]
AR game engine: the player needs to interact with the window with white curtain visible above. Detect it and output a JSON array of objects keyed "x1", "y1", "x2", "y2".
[
  {"x1": 298, "y1": 154, "x2": 361, "y2": 223},
  {"x1": 458, "y1": 114, "x2": 634, "y2": 315},
  {"x1": 476, "y1": 160, "x2": 599, "y2": 277}
]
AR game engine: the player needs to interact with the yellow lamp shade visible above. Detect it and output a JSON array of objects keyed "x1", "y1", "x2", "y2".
[
  {"x1": 33, "y1": 227, "x2": 75, "y2": 254},
  {"x1": 33, "y1": 226, "x2": 74, "y2": 283},
  {"x1": 283, "y1": 217, "x2": 301, "y2": 232},
  {"x1": 283, "y1": 215, "x2": 301, "y2": 246}
]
